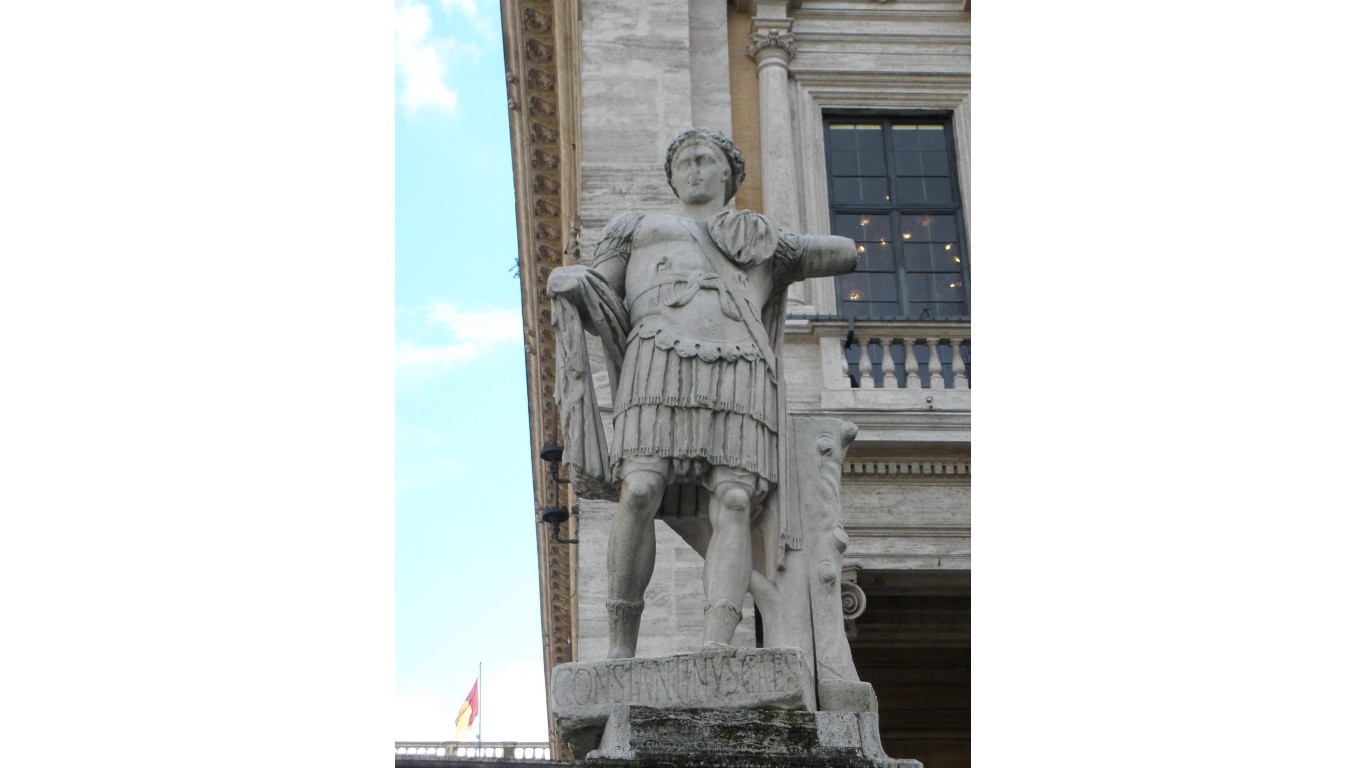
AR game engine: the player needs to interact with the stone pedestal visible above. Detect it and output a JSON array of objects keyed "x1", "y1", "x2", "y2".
[
  {"x1": 550, "y1": 647, "x2": 815, "y2": 758},
  {"x1": 587, "y1": 705, "x2": 922, "y2": 768}
]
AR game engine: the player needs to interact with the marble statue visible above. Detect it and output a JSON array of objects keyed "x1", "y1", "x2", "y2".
[{"x1": 548, "y1": 127, "x2": 857, "y2": 659}]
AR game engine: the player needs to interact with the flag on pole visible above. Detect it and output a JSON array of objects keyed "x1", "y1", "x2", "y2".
[{"x1": 454, "y1": 680, "x2": 479, "y2": 740}]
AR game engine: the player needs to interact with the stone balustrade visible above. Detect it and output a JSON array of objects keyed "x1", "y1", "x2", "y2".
[
  {"x1": 800, "y1": 319, "x2": 971, "y2": 417},
  {"x1": 394, "y1": 741, "x2": 553, "y2": 760},
  {"x1": 840, "y1": 321, "x2": 970, "y2": 391}
]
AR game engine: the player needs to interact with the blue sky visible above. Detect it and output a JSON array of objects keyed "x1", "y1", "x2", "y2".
[{"x1": 395, "y1": 0, "x2": 547, "y2": 742}]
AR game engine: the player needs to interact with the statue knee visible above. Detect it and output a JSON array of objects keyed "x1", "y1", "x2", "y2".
[
  {"x1": 715, "y1": 485, "x2": 752, "y2": 518},
  {"x1": 620, "y1": 472, "x2": 663, "y2": 512}
]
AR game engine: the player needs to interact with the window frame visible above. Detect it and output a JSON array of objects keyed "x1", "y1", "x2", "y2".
[{"x1": 823, "y1": 114, "x2": 971, "y2": 321}]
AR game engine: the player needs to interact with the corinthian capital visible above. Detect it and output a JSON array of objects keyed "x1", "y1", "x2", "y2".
[{"x1": 747, "y1": 27, "x2": 796, "y2": 62}]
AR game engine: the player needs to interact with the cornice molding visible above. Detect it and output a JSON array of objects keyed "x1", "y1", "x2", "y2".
[{"x1": 500, "y1": 0, "x2": 579, "y2": 758}]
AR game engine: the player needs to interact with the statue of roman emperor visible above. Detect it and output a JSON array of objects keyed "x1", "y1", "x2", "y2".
[{"x1": 548, "y1": 128, "x2": 857, "y2": 658}]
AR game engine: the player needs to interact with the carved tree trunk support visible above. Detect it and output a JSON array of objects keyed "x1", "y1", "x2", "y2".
[{"x1": 750, "y1": 416, "x2": 877, "y2": 714}]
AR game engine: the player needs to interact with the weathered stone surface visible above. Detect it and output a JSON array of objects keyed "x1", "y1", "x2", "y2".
[
  {"x1": 550, "y1": 647, "x2": 816, "y2": 758},
  {"x1": 589, "y1": 704, "x2": 820, "y2": 760},
  {"x1": 571, "y1": 705, "x2": 922, "y2": 767}
]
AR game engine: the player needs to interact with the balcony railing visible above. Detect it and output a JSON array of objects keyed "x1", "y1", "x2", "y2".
[
  {"x1": 394, "y1": 741, "x2": 552, "y2": 760},
  {"x1": 841, "y1": 321, "x2": 970, "y2": 390}
]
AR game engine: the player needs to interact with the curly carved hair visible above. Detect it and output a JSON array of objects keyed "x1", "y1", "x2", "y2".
[{"x1": 664, "y1": 127, "x2": 746, "y2": 203}]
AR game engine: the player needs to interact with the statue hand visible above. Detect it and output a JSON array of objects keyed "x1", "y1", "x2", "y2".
[{"x1": 547, "y1": 264, "x2": 594, "y2": 298}]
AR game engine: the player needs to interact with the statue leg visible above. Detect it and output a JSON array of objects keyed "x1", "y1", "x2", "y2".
[
  {"x1": 606, "y1": 466, "x2": 664, "y2": 658},
  {"x1": 702, "y1": 477, "x2": 754, "y2": 646}
]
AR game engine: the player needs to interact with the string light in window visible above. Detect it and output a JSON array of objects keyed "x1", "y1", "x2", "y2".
[
  {"x1": 848, "y1": 291, "x2": 862, "y2": 300},
  {"x1": 856, "y1": 245, "x2": 866, "y2": 254},
  {"x1": 859, "y1": 218, "x2": 870, "y2": 226},
  {"x1": 945, "y1": 244, "x2": 953, "y2": 250},
  {"x1": 902, "y1": 233, "x2": 912, "y2": 240}
]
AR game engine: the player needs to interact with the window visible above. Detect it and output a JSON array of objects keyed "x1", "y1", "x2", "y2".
[{"x1": 825, "y1": 118, "x2": 969, "y2": 320}]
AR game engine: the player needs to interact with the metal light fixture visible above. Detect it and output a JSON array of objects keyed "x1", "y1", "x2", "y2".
[{"x1": 538, "y1": 444, "x2": 577, "y2": 544}]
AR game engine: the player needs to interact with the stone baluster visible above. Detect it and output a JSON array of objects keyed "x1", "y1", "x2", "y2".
[
  {"x1": 857, "y1": 338, "x2": 874, "y2": 389},
  {"x1": 879, "y1": 338, "x2": 896, "y2": 389},
  {"x1": 926, "y1": 338, "x2": 945, "y2": 389},
  {"x1": 949, "y1": 337, "x2": 968, "y2": 389}
]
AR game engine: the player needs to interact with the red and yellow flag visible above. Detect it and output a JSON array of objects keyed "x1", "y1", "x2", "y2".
[{"x1": 454, "y1": 680, "x2": 479, "y2": 740}]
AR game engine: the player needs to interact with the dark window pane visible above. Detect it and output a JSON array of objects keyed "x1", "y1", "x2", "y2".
[
  {"x1": 934, "y1": 274, "x2": 966, "y2": 301},
  {"x1": 903, "y1": 215, "x2": 932, "y2": 242},
  {"x1": 853, "y1": 125, "x2": 883, "y2": 150},
  {"x1": 896, "y1": 178, "x2": 927, "y2": 205},
  {"x1": 857, "y1": 177, "x2": 889, "y2": 204},
  {"x1": 895, "y1": 151, "x2": 923, "y2": 177},
  {"x1": 932, "y1": 243, "x2": 962, "y2": 271},
  {"x1": 828, "y1": 124, "x2": 859, "y2": 150},
  {"x1": 838, "y1": 273, "x2": 870, "y2": 303},
  {"x1": 922, "y1": 150, "x2": 950, "y2": 176},
  {"x1": 918, "y1": 126, "x2": 947, "y2": 150},
  {"x1": 851, "y1": 214, "x2": 891, "y2": 242},
  {"x1": 844, "y1": 302, "x2": 872, "y2": 319},
  {"x1": 858, "y1": 149, "x2": 887, "y2": 175},
  {"x1": 833, "y1": 213, "x2": 867, "y2": 238},
  {"x1": 935, "y1": 302, "x2": 966, "y2": 318},
  {"x1": 838, "y1": 178, "x2": 889, "y2": 205},
  {"x1": 859, "y1": 242, "x2": 894, "y2": 271},
  {"x1": 906, "y1": 273, "x2": 931, "y2": 302},
  {"x1": 890, "y1": 125, "x2": 923, "y2": 150},
  {"x1": 904, "y1": 243, "x2": 933, "y2": 272},
  {"x1": 869, "y1": 301, "x2": 901, "y2": 317},
  {"x1": 868, "y1": 273, "x2": 899, "y2": 301},
  {"x1": 832, "y1": 178, "x2": 860, "y2": 205},
  {"x1": 830, "y1": 150, "x2": 860, "y2": 176},
  {"x1": 924, "y1": 178, "x2": 953, "y2": 204},
  {"x1": 927, "y1": 215, "x2": 958, "y2": 242}
]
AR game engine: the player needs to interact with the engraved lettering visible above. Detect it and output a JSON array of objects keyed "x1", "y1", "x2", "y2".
[
  {"x1": 610, "y1": 662, "x2": 628, "y2": 701},
  {"x1": 573, "y1": 669, "x2": 593, "y2": 706},
  {"x1": 552, "y1": 668, "x2": 573, "y2": 707},
  {"x1": 720, "y1": 656, "x2": 739, "y2": 696},
  {"x1": 592, "y1": 664, "x2": 610, "y2": 703},
  {"x1": 740, "y1": 654, "x2": 757, "y2": 694}
]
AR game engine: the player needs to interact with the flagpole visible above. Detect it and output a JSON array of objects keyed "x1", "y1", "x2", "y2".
[{"x1": 477, "y1": 661, "x2": 482, "y2": 750}]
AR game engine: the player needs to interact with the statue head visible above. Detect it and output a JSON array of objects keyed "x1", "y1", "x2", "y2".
[{"x1": 665, "y1": 128, "x2": 746, "y2": 204}]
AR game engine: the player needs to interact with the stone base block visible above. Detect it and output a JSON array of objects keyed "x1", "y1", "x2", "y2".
[
  {"x1": 819, "y1": 678, "x2": 878, "y2": 713},
  {"x1": 585, "y1": 705, "x2": 923, "y2": 768},
  {"x1": 550, "y1": 647, "x2": 815, "y2": 759}
]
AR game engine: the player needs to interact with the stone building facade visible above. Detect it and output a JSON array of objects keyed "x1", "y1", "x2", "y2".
[{"x1": 500, "y1": 1, "x2": 969, "y2": 764}]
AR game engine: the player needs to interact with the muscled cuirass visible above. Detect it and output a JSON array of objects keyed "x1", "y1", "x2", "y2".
[{"x1": 624, "y1": 213, "x2": 773, "y2": 349}]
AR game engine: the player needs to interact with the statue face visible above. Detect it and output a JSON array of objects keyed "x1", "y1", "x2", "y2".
[{"x1": 671, "y1": 141, "x2": 730, "y2": 205}]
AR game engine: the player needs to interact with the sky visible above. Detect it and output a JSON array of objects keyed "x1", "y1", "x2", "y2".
[{"x1": 394, "y1": 0, "x2": 549, "y2": 743}]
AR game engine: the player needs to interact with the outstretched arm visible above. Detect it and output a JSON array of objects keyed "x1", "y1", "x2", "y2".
[{"x1": 797, "y1": 234, "x2": 858, "y2": 279}]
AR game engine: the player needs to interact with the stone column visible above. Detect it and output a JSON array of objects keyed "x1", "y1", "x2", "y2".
[
  {"x1": 747, "y1": 12, "x2": 799, "y2": 232},
  {"x1": 747, "y1": 6, "x2": 810, "y2": 309}
]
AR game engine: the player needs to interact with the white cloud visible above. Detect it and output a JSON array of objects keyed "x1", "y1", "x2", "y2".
[
  {"x1": 397, "y1": 302, "x2": 523, "y2": 382},
  {"x1": 440, "y1": 0, "x2": 495, "y2": 43},
  {"x1": 396, "y1": 0, "x2": 457, "y2": 114}
]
